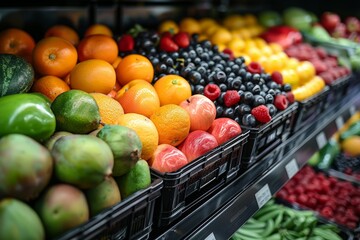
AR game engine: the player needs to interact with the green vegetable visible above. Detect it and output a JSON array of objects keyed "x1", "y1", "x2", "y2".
[
  {"x1": 307, "y1": 151, "x2": 320, "y2": 166},
  {"x1": 340, "y1": 120, "x2": 360, "y2": 141},
  {"x1": 0, "y1": 93, "x2": 56, "y2": 142},
  {"x1": 258, "y1": 10, "x2": 282, "y2": 28},
  {"x1": 350, "y1": 54, "x2": 360, "y2": 71},
  {"x1": 307, "y1": 25, "x2": 332, "y2": 41},
  {"x1": 283, "y1": 7, "x2": 314, "y2": 31},
  {"x1": 0, "y1": 54, "x2": 34, "y2": 97},
  {"x1": 317, "y1": 139, "x2": 340, "y2": 170}
]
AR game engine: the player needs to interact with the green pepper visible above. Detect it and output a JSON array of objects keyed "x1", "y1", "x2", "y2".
[
  {"x1": 0, "y1": 93, "x2": 56, "y2": 142},
  {"x1": 317, "y1": 139, "x2": 340, "y2": 170}
]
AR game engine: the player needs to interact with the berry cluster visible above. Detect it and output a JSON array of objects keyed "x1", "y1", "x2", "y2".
[
  {"x1": 119, "y1": 29, "x2": 293, "y2": 127},
  {"x1": 333, "y1": 153, "x2": 360, "y2": 173}
]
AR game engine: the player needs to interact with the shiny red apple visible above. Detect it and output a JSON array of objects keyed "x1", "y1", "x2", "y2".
[
  {"x1": 179, "y1": 94, "x2": 216, "y2": 132},
  {"x1": 320, "y1": 12, "x2": 341, "y2": 32},
  {"x1": 207, "y1": 118, "x2": 242, "y2": 145},
  {"x1": 149, "y1": 144, "x2": 188, "y2": 173},
  {"x1": 178, "y1": 130, "x2": 219, "y2": 162}
]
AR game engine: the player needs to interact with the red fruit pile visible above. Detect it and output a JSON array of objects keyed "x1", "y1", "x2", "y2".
[
  {"x1": 320, "y1": 12, "x2": 360, "y2": 41},
  {"x1": 284, "y1": 43, "x2": 351, "y2": 85},
  {"x1": 277, "y1": 165, "x2": 360, "y2": 230}
]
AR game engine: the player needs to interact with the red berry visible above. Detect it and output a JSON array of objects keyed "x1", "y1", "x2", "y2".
[
  {"x1": 204, "y1": 84, "x2": 221, "y2": 101},
  {"x1": 172, "y1": 32, "x2": 190, "y2": 48},
  {"x1": 223, "y1": 90, "x2": 240, "y2": 107},
  {"x1": 251, "y1": 105, "x2": 272, "y2": 123},
  {"x1": 247, "y1": 62, "x2": 262, "y2": 74},
  {"x1": 274, "y1": 94, "x2": 288, "y2": 110},
  {"x1": 223, "y1": 48, "x2": 235, "y2": 60},
  {"x1": 320, "y1": 206, "x2": 334, "y2": 218},
  {"x1": 159, "y1": 35, "x2": 179, "y2": 52},
  {"x1": 271, "y1": 71, "x2": 283, "y2": 84},
  {"x1": 118, "y1": 34, "x2": 134, "y2": 52}
]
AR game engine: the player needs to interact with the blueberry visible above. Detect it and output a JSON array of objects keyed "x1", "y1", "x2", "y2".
[
  {"x1": 214, "y1": 71, "x2": 227, "y2": 83},
  {"x1": 265, "y1": 94, "x2": 274, "y2": 103},
  {"x1": 243, "y1": 92, "x2": 254, "y2": 105},
  {"x1": 267, "y1": 81, "x2": 280, "y2": 89},
  {"x1": 194, "y1": 84, "x2": 204, "y2": 94},
  {"x1": 155, "y1": 63, "x2": 167, "y2": 73},
  {"x1": 235, "y1": 57, "x2": 245, "y2": 65},
  {"x1": 245, "y1": 72, "x2": 252, "y2": 82},
  {"x1": 234, "y1": 116, "x2": 241, "y2": 124},
  {"x1": 212, "y1": 55, "x2": 222, "y2": 62},
  {"x1": 237, "y1": 103, "x2": 251, "y2": 115},
  {"x1": 208, "y1": 60, "x2": 215, "y2": 68},
  {"x1": 231, "y1": 64, "x2": 240, "y2": 72},
  {"x1": 228, "y1": 72, "x2": 236, "y2": 78},
  {"x1": 252, "y1": 73, "x2": 261, "y2": 83},
  {"x1": 151, "y1": 57, "x2": 160, "y2": 66},
  {"x1": 181, "y1": 52, "x2": 189, "y2": 59},
  {"x1": 166, "y1": 68, "x2": 176, "y2": 74},
  {"x1": 266, "y1": 104, "x2": 277, "y2": 117},
  {"x1": 199, "y1": 79, "x2": 206, "y2": 86},
  {"x1": 268, "y1": 89, "x2": 276, "y2": 96},
  {"x1": 194, "y1": 57, "x2": 201, "y2": 65},
  {"x1": 216, "y1": 105, "x2": 224, "y2": 118},
  {"x1": 253, "y1": 95, "x2": 265, "y2": 107},
  {"x1": 171, "y1": 52, "x2": 179, "y2": 59},
  {"x1": 240, "y1": 84, "x2": 247, "y2": 91},
  {"x1": 228, "y1": 77, "x2": 242, "y2": 90},
  {"x1": 200, "y1": 52, "x2": 210, "y2": 61},
  {"x1": 282, "y1": 83, "x2": 292, "y2": 92},
  {"x1": 225, "y1": 67, "x2": 232, "y2": 74},
  {"x1": 188, "y1": 71, "x2": 202, "y2": 85},
  {"x1": 189, "y1": 50, "x2": 197, "y2": 59},
  {"x1": 262, "y1": 85, "x2": 269, "y2": 93},
  {"x1": 246, "y1": 82, "x2": 255, "y2": 91},
  {"x1": 206, "y1": 72, "x2": 216, "y2": 83},
  {"x1": 252, "y1": 85, "x2": 261, "y2": 94},
  {"x1": 197, "y1": 66, "x2": 207, "y2": 76},
  {"x1": 219, "y1": 83, "x2": 227, "y2": 92},
  {"x1": 242, "y1": 114, "x2": 257, "y2": 127},
  {"x1": 216, "y1": 92, "x2": 226, "y2": 105},
  {"x1": 237, "y1": 90, "x2": 245, "y2": 98},
  {"x1": 238, "y1": 68, "x2": 247, "y2": 78},
  {"x1": 180, "y1": 66, "x2": 193, "y2": 78},
  {"x1": 223, "y1": 107, "x2": 235, "y2": 119}
]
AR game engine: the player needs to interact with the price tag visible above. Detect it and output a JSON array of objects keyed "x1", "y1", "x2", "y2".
[
  {"x1": 350, "y1": 105, "x2": 356, "y2": 116},
  {"x1": 204, "y1": 233, "x2": 216, "y2": 240},
  {"x1": 255, "y1": 184, "x2": 271, "y2": 209},
  {"x1": 335, "y1": 116, "x2": 344, "y2": 130},
  {"x1": 285, "y1": 159, "x2": 299, "y2": 179},
  {"x1": 316, "y1": 132, "x2": 327, "y2": 149}
]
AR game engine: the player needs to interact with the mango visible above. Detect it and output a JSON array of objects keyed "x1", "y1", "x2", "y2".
[
  {"x1": 52, "y1": 134, "x2": 114, "y2": 189},
  {"x1": 35, "y1": 184, "x2": 89, "y2": 239},
  {"x1": 0, "y1": 198, "x2": 45, "y2": 240},
  {"x1": 0, "y1": 134, "x2": 53, "y2": 201},
  {"x1": 97, "y1": 125, "x2": 142, "y2": 176}
]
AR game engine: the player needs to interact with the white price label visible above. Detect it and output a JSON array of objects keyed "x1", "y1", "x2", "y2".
[
  {"x1": 286, "y1": 159, "x2": 299, "y2": 179},
  {"x1": 350, "y1": 105, "x2": 356, "y2": 115},
  {"x1": 255, "y1": 184, "x2": 271, "y2": 209},
  {"x1": 316, "y1": 132, "x2": 327, "y2": 149},
  {"x1": 335, "y1": 116, "x2": 344, "y2": 130},
  {"x1": 204, "y1": 233, "x2": 216, "y2": 240}
]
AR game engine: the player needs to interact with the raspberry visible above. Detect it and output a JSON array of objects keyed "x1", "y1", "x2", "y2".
[
  {"x1": 223, "y1": 48, "x2": 235, "y2": 60},
  {"x1": 271, "y1": 71, "x2": 283, "y2": 85},
  {"x1": 223, "y1": 90, "x2": 240, "y2": 107},
  {"x1": 286, "y1": 92, "x2": 295, "y2": 104},
  {"x1": 274, "y1": 94, "x2": 288, "y2": 110},
  {"x1": 251, "y1": 105, "x2": 272, "y2": 123},
  {"x1": 247, "y1": 62, "x2": 262, "y2": 74},
  {"x1": 204, "y1": 84, "x2": 221, "y2": 101}
]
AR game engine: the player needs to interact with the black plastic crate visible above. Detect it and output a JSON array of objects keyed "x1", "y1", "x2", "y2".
[
  {"x1": 151, "y1": 131, "x2": 249, "y2": 227},
  {"x1": 56, "y1": 178, "x2": 163, "y2": 240},
  {"x1": 324, "y1": 75, "x2": 352, "y2": 110},
  {"x1": 292, "y1": 86, "x2": 330, "y2": 134},
  {"x1": 240, "y1": 102, "x2": 298, "y2": 166}
]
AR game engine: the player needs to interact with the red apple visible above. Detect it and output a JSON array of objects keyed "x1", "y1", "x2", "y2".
[
  {"x1": 345, "y1": 16, "x2": 360, "y2": 33},
  {"x1": 149, "y1": 144, "x2": 188, "y2": 173},
  {"x1": 207, "y1": 118, "x2": 242, "y2": 145},
  {"x1": 178, "y1": 130, "x2": 219, "y2": 162},
  {"x1": 179, "y1": 94, "x2": 216, "y2": 132},
  {"x1": 321, "y1": 12, "x2": 341, "y2": 32},
  {"x1": 331, "y1": 23, "x2": 347, "y2": 38}
]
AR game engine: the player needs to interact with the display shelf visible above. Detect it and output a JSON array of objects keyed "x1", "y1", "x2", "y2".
[{"x1": 152, "y1": 83, "x2": 360, "y2": 240}]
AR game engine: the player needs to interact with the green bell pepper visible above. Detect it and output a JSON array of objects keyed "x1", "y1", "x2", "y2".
[{"x1": 0, "y1": 93, "x2": 56, "y2": 142}]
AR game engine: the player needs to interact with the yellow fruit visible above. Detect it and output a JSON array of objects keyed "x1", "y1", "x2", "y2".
[
  {"x1": 158, "y1": 20, "x2": 179, "y2": 34},
  {"x1": 179, "y1": 17, "x2": 201, "y2": 35},
  {"x1": 341, "y1": 136, "x2": 360, "y2": 157},
  {"x1": 199, "y1": 18, "x2": 218, "y2": 33},
  {"x1": 89, "y1": 93, "x2": 124, "y2": 126},
  {"x1": 227, "y1": 38, "x2": 245, "y2": 53},
  {"x1": 210, "y1": 27, "x2": 232, "y2": 45},
  {"x1": 116, "y1": 113, "x2": 158, "y2": 161},
  {"x1": 223, "y1": 14, "x2": 245, "y2": 30}
]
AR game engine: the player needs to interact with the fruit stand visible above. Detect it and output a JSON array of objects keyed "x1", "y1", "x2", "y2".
[{"x1": 1, "y1": 1, "x2": 360, "y2": 240}]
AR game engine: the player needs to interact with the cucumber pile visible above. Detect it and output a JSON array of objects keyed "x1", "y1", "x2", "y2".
[{"x1": 231, "y1": 199, "x2": 343, "y2": 240}]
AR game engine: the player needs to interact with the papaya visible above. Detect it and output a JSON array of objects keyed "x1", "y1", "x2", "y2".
[
  {"x1": 97, "y1": 125, "x2": 142, "y2": 176},
  {"x1": 0, "y1": 134, "x2": 53, "y2": 201},
  {"x1": 44, "y1": 131, "x2": 73, "y2": 151},
  {"x1": 35, "y1": 184, "x2": 89, "y2": 239},
  {"x1": 52, "y1": 134, "x2": 114, "y2": 189},
  {"x1": 0, "y1": 198, "x2": 45, "y2": 240},
  {"x1": 85, "y1": 176, "x2": 121, "y2": 217}
]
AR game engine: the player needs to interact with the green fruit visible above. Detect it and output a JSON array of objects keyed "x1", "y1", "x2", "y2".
[
  {"x1": 97, "y1": 125, "x2": 142, "y2": 176},
  {"x1": 0, "y1": 93, "x2": 56, "y2": 142},
  {"x1": 51, "y1": 89, "x2": 101, "y2": 134},
  {"x1": 44, "y1": 131, "x2": 73, "y2": 151},
  {"x1": 35, "y1": 184, "x2": 89, "y2": 239},
  {"x1": 283, "y1": 7, "x2": 313, "y2": 31},
  {"x1": 0, "y1": 134, "x2": 53, "y2": 201},
  {"x1": 85, "y1": 176, "x2": 121, "y2": 217},
  {"x1": 0, "y1": 53, "x2": 34, "y2": 97},
  {"x1": 52, "y1": 134, "x2": 114, "y2": 189},
  {"x1": 258, "y1": 10, "x2": 282, "y2": 28},
  {"x1": 0, "y1": 198, "x2": 45, "y2": 240},
  {"x1": 116, "y1": 159, "x2": 151, "y2": 198}
]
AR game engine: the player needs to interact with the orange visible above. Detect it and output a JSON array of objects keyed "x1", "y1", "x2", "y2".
[
  {"x1": 112, "y1": 56, "x2": 122, "y2": 69},
  {"x1": 150, "y1": 104, "x2": 190, "y2": 146},
  {"x1": 89, "y1": 92, "x2": 124, "y2": 126},
  {"x1": 70, "y1": 59, "x2": 116, "y2": 94},
  {"x1": 44, "y1": 24, "x2": 80, "y2": 46},
  {"x1": 179, "y1": 17, "x2": 201, "y2": 35},
  {"x1": 115, "y1": 54, "x2": 154, "y2": 86},
  {"x1": 84, "y1": 24, "x2": 113, "y2": 37},
  {"x1": 153, "y1": 75, "x2": 192, "y2": 106},
  {"x1": 0, "y1": 28, "x2": 35, "y2": 63},
  {"x1": 210, "y1": 27, "x2": 232, "y2": 45},
  {"x1": 115, "y1": 79, "x2": 160, "y2": 118},
  {"x1": 116, "y1": 113, "x2": 159, "y2": 161},
  {"x1": 32, "y1": 36, "x2": 78, "y2": 78},
  {"x1": 77, "y1": 34, "x2": 118, "y2": 64},
  {"x1": 31, "y1": 75, "x2": 70, "y2": 101},
  {"x1": 158, "y1": 20, "x2": 179, "y2": 34}
]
